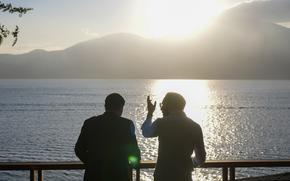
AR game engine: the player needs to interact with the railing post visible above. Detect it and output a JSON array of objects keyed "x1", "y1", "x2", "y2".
[
  {"x1": 30, "y1": 169, "x2": 36, "y2": 181},
  {"x1": 38, "y1": 170, "x2": 43, "y2": 181},
  {"x1": 222, "y1": 167, "x2": 228, "y2": 181},
  {"x1": 136, "y1": 168, "x2": 140, "y2": 181},
  {"x1": 129, "y1": 167, "x2": 133, "y2": 181},
  {"x1": 229, "y1": 167, "x2": 235, "y2": 181}
]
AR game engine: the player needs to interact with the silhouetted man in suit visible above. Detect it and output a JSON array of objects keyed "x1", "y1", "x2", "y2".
[
  {"x1": 75, "y1": 93, "x2": 140, "y2": 181},
  {"x1": 142, "y1": 92, "x2": 206, "y2": 181}
]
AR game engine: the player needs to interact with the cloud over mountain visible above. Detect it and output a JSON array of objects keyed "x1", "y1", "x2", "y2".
[
  {"x1": 226, "y1": 0, "x2": 290, "y2": 22},
  {"x1": 1, "y1": 0, "x2": 290, "y2": 79}
]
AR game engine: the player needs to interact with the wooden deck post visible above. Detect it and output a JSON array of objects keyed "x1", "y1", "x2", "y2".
[
  {"x1": 136, "y1": 168, "x2": 140, "y2": 181},
  {"x1": 38, "y1": 170, "x2": 43, "y2": 181},
  {"x1": 222, "y1": 167, "x2": 228, "y2": 181},
  {"x1": 30, "y1": 169, "x2": 36, "y2": 181},
  {"x1": 129, "y1": 167, "x2": 133, "y2": 181},
  {"x1": 229, "y1": 167, "x2": 235, "y2": 181}
]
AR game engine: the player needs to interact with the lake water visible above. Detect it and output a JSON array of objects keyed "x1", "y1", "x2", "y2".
[{"x1": 0, "y1": 79, "x2": 290, "y2": 181}]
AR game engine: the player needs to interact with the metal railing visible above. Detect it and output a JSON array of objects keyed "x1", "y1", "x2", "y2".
[{"x1": 1, "y1": 160, "x2": 290, "y2": 181}]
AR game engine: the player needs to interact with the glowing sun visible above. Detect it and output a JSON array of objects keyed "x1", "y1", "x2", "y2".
[{"x1": 142, "y1": 0, "x2": 223, "y2": 39}]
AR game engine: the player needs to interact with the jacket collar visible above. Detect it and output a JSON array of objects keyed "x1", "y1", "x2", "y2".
[{"x1": 103, "y1": 111, "x2": 120, "y2": 117}]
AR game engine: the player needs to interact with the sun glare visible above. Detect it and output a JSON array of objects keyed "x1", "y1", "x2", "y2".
[
  {"x1": 151, "y1": 80, "x2": 213, "y2": 124},
  {"x1": 141, "y1": 0, "x2": 224, "y2": 39}
]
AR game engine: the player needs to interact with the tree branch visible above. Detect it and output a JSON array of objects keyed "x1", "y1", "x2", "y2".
[
  {"x1": 0, "y1": 1, "x2": 33, "y2": 17},
  {"x1": 0, "y1": 1, "x2": 32, "y2": 46}
]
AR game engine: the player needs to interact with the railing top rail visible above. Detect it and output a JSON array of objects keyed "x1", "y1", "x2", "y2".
[
  {"x1": 202, "y1": 160, "x2": 290, "y2": 168},
  {"x1": 1, "y1": 160, "x2": 290, "y2": 170},
  {"x1": 0, "y1": 161, "x2": 84, "y2": 170}
]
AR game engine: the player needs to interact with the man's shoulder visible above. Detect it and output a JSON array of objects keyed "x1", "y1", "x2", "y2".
[
  {"x1": 185, "y1": 117, "x2": 202, "y2": 130},
  {"x1": 152, "y1": 117, "x2": 166, "y2": 126},
  {"x1": 156, "y1": 115, "x2": 182, "y2": 123},
  {"x1": 119, "y1": 117, "x2": 134, "y2": 125},
  {"x1": 83, "y1": 115, "x2": 102, "y2": 125}
]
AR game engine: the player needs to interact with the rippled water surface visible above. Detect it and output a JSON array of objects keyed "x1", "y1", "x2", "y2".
[{"x1": 0, "y1": 79, "x2": 290, "y2": 180}]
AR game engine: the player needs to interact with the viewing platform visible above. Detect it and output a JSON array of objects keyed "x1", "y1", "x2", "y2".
[{"x1": 1, "y1": 160, "x2": 290, "y2": 181}]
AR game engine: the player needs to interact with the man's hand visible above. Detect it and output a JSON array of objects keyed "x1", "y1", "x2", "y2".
[{"x1": 147, "y1": 96, "x2": 156, "y2": 115}]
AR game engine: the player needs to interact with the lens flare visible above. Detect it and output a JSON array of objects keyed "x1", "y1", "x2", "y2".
[{"x1": 128, "y1": 155, "x2": 139, "y2": 167}]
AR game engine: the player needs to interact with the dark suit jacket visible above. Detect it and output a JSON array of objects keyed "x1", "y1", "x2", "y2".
[
  {"x1": 147, "y1": 112, "x2": 206, "y2": 181},
  {"x1": 75, "y1": 112, "x2": 141, "y2": 181}
]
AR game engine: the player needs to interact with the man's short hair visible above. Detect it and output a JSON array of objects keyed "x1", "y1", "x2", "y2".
[
  {"x1": 105, "y1": 93, "x2": 125, "y2": 111},
  {"x1": 163, "y1": 92, "x2": 186, "y2": 111}
]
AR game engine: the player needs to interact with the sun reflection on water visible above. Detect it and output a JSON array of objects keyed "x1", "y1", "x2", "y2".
[{"x1": 150, "y1": 80, "x2": 213, "y2": 125}]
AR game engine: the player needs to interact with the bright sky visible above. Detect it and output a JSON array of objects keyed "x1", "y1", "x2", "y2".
[{"x1": 0, "y1": 0, "x2": 249, "y2": 54}]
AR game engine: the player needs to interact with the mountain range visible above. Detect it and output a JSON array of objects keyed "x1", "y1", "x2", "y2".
[{"x1": 1, "y1": 0, "x2": 290, "y2": 79}]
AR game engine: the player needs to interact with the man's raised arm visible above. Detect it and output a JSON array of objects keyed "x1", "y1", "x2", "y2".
[{"x1": 141, "y1": 96, "x2": 157, "y2": 138}]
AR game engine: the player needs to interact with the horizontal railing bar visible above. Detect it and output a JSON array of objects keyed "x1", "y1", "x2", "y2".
[
  {"x1": 1, "y1": 160, "x2": 290, "y2": 170},
  {"x1": 201, "y1": 160, "x2": 290, "y2": 168},
  {"x1": 0, "y1": 161, "x2": 84, "y2": 170}
]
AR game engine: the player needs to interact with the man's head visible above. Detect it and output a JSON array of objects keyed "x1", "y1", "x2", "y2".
[
  {"x1": 105, "y1": 93, "x2": 125, "y2": 116},
  {"x1": 161, "y1": 92, "x2": 186, "y2": 116}
]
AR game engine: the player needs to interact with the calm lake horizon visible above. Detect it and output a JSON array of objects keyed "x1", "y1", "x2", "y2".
[{"x1": 0, "y1": 79, "x2": 290, "y2": 181}]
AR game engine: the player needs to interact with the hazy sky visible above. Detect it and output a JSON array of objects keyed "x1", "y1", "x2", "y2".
[{"x1": 0, "y1": 0, "x2": 270, "y2": 54}]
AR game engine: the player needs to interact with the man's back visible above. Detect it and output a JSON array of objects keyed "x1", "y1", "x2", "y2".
[
  {"x1": 154, "y1": 113, "x2": 205, "y2": 180},
  {"x1": 142, "y1": 94, "x2": 206, "y2": 181},
  {"x1": 75, "y1": 112, "x2": 140, "y2": 181}
]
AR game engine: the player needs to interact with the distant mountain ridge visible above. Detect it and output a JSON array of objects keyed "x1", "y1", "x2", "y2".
[{"x1": 1, "y1": 1, "x2": 290, "y2": 79}]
